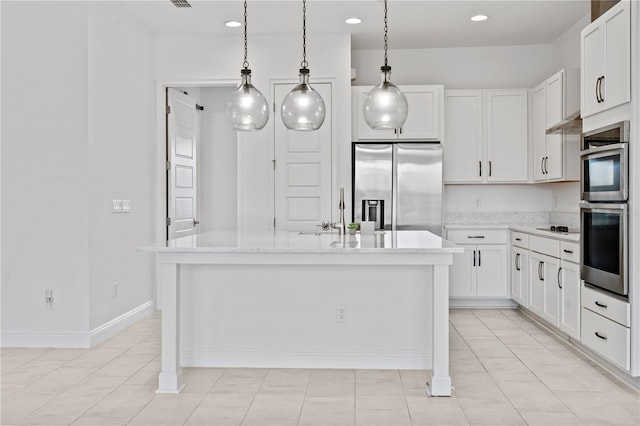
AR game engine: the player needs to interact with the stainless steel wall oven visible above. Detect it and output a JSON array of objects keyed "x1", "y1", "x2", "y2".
[{"x1": 580, "y1": 121, "x2": 630, "y2": 298}]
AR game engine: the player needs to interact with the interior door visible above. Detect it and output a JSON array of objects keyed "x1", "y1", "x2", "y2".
[
  {"x1": 167, "y1": 88, "x2": 199, "y2": 240},
  {"x1": 274, "y1": 83, "x2": 332, "y2": 231}
]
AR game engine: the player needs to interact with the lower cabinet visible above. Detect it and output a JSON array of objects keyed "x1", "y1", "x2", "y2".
[
  {"x1": 528, "y1": 251, "x2": 560, "y2": 327},
  {"x1": 447, "y1": 228, "x2": 509, "y2": 301},
  {"x1": 511, "y1": 247, "x2": 529, "y2": 307},
  {"x1": 560, "y1": 260, "x2": 581, "y2": 340}
]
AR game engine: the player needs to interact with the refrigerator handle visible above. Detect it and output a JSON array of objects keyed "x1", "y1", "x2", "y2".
[{"x1": 392, "y1": 145, "x2": 398, "y2": 230}]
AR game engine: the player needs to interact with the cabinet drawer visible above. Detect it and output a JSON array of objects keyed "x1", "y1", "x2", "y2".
[
  {"x1": 581, "y1": 308, "x2": 630, "y2": 370},
  {"x1": 529, "y1": 235, "x2": 560, "y2": 258},
  {"x1": 560, "y1": 241, "x2": 579, "y2": 263},
  {"x1": 511, "y1": 232, "x2": 529, "y2": 248},
  {"x1": 447, "y1": 229, "x2": 507, "y2": 244},
  {"x1": 582, "y1": 285, "x2": 630, "y2": 326}
]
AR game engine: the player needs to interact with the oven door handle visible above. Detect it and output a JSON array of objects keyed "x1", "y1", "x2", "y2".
[{"x1": 581, "y1": 143, "x2": 628, "y2": 157}]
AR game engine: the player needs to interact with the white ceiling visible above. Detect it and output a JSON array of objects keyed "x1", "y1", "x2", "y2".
[{"x1": 121, "y1": 0, "x2": 591, "y2": 50}]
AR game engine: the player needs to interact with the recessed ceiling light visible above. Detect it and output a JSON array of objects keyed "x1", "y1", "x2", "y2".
[
  {"x1": 225, "y1": 20, "x2": 242, "y2": 28},
  {"x1": 471, "y1": 15, "x2": 488, "y2": 22},
  {"x1": 345, "y1": 17, "x2": 362, "y2": 25}
]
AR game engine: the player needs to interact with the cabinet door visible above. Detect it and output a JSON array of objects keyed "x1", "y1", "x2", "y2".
[
  {"x1": 354, "y1": 87, "x2": 397, "y2": 140},
  {"x1": 529, "y1": 253, "x2": 545, "y2": 317},
  {"x1": 545, "y1": 133, "x2": 564, "y2": 181},
  {"x1": 399, "y1": 87, "x2": 439, "y2": 140},
  {"x1": 450, "y1": 244, "x2": 476, "y2": 297},
  {"x1": 443, "y1": 91, "x2": 483, "y2": 183},
  {"x1": 532, "y1": 83, "x2": 547, "y2": 182},
  {"x1": 511, "y1": 248, "x2": 529, "y2": 308},
  {"x1": 546, "y1": 70, "x2": 564, "y2": 129},
  {"x1": 560, "y1": 260, "x2": 581, "y2": 340},
  {"x1": 486, "y1": 90, "x2": 528, "y2": 183},
  {"x1": 602, "y1": 2, "x2": 631, "y2": 111},
  {"x1": 476, "y1": 244, "x2": 507, "y2": 297},
  {"x1": 581, "y1": 23, "x2": 605, "y2": 117},
  {"x1": 542, "y1": 256, "x2": 561, "y2": 328}
]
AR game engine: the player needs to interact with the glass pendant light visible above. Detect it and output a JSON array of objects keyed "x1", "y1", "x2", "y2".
[
  {"x1": 363, "y1": 0, "x2": 408, "y2": 130},
  {"x1": 281, "y1": 0, "x2": 325, "y2": 131},
  {"x1": 225, "y1": 0, "x2": 269, "y2": 131}
]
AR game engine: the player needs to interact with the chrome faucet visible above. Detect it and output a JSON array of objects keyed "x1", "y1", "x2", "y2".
[{"x1": 331, "y1": 187, "x2": 347, "y2": 235}]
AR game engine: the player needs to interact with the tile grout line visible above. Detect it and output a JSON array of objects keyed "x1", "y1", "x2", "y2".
[
  {"x1": 239, "y1": 369, "x2": 269, "y2": 426},
  {"x1": 294, "y1": 369, "x2": 312, "y2": 426},
  {"x1": 181, "y1": 367, "x2": 227, "y2": 426}
]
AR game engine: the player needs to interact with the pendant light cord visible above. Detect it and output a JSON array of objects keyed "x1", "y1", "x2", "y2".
[
  {"x1": 243, "y1": 0, "x2": 249, "y2": 69},
  {"x1": 383, "y1": 0, "x2": 388, "y2": 67},
  {"x1": 301, "y1": 0, "x2": 308, "y2": 69}
]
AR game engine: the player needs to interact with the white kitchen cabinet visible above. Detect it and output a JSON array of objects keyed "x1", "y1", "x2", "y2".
[
  {"x1": 511, "y1": 247, "x2": 529, "y2": 307},
  {"x1": 445, "y1": 89, "x2": 528, "y2": 183},
  {"x1": 447, "y1": 229, "x2": 508, "y2": 300},
  {"x1": 560, "y1": 259, "x2": 581, "y2": 340},
  {"x1": 533, "y1": 70, "x2": 580, "y2": 183},
  {"x1": 444, "y1": 91, "x2": 483, "y2": 183},
  {"x1": 528, "y1": 251, "x2": 560, "y2": 327},
  {"x1": 352, "y1": 85, "x2": 442, "y2": 141},
  {"x1": 581, "y1": 0, "x2": 631, "y2": 118}
]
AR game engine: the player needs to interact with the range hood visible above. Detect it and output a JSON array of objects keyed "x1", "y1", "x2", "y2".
[{"x1": 546, "y1": 110, "x2": 582, "y2": 135}]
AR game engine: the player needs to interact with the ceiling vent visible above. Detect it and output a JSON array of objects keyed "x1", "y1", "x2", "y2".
[{"x1": 170, "y1": 0, "x2": 191, "y2": 8}]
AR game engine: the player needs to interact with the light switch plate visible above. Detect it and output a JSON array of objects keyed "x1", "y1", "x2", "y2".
[
  {"x1": 122, "y1": 200, "x2": 131, "y2": 212},
  {"x1": 112, "y1": 199, "x2": 123, "y2": 213}
]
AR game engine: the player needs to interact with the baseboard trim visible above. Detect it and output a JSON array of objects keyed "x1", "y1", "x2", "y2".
[
  {"x1": 450, "y1": 298, "x2": 518, "y2": 308},
  {"x1": 181, "y1": 350, "x2": 433, "y2": 370},
  {"x1": 90, "y1": 300, "x2": 154, "y2": 347}
]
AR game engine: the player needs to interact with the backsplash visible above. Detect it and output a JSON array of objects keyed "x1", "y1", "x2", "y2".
[
  {"x1": 550, "y1": 212, "x2": 580, "y2": 228},
  {"x1": 444, "y1": 212, "x2": 550, "y2": 225}
]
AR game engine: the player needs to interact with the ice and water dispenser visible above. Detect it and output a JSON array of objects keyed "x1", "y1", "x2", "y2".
[{"x1": 361, "y1": 199, "x2": 385, "y2": 230}]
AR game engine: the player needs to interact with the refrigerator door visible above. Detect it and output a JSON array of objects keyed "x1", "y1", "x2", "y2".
[
  {"x1": 353, "y1": 144, "x2": 393, "y2": 229},
  {"x1": 395, "y1": 143, "x2": 443, "y2": 235}
]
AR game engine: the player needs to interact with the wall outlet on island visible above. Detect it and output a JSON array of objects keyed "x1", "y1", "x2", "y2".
[{"x1": 336, "y1": 305, "x2": 347, "y2": 323}]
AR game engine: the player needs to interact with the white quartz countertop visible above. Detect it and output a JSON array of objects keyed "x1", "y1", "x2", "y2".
[
  {"x1": 445, "y1": 224, "x2": 580, "y2": 242},
  {"x1": 139, "y1": 230, "x2": 463, "y2": 254}
]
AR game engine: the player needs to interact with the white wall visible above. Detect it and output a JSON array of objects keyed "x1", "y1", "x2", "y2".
[
  {"x1": 154, "y1": 33, "x2": 352, "y2": 232},
  {"x1": 87, "y1": 3, "x2": 155, "y2": 329},
  {"x1": 552, "y1": 14, "x2": 591, "y2": 71},
  {"x1": 1, "y1": 2, "x2": 91, "y2": 341},
  {"x1": 199, "y1": 86, "x2": 237, "y2": 232},
  {"x1": 351, "y1": 44, "x2": 553, "y2": 89}
]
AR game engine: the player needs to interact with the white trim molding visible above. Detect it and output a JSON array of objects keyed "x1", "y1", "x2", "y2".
[{"x1": 89, "y1": 300, "x2": 155, "y2": 347}]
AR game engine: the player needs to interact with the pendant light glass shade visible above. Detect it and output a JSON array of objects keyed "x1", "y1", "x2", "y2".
[
  {"x1": 225, "y1": 0, "x2": 269, "y2": 131},
  {"x1": 281, "y1": 69, "x2": 325, "y2": 131},
  {"x1": 363, "y1": 0, "x2": 408, "y2": 130},
  {"x1": 225, "y1": 69, "x2": 269, "y2": 131},
  {"x1": 363, "y1": 66, "x2": 408, "y2": 129},
  {"x1": 281, "y1": 0, "x2": 325, "y2": 131}
]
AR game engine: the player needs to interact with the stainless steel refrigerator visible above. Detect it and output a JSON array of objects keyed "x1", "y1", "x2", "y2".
[{"x1": 352, "y1": 143, "x2": 443, "y2": 236}]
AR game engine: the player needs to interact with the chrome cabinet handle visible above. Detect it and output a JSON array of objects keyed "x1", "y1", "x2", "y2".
[
  {"x1": 557, "y1": 267, "x2": 562, "y2": 289},
  {"x1": 541, "y1": 157, "x2": 545, "y2": 174},
  {"x1": 595, "y1": 331, "x2": 607, "y2": 341},
  {"x1": 538, "y1": 261, "x2": 544, "y2": 281},
  {"x1": 599, "y1": 75, "x2": 605, "y2": 103},
  {"x1": 595, "y1": 301, "x2": 608, "y2": 309},
  {"x1": 596, "y1": 77, "x2": 601, "y2": 103},
  {"x1": 515, "y1": 253, "x2": 521, "y2": 271}
]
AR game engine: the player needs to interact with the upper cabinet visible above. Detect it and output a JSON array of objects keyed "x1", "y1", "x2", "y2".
[
  {"x1": 352, "y1": 85, "x2": 443, "y2": 141},
  {"x1": 532, "y1": 70, "x2": 580, "y2": 183},
  {"x1": 581, "y1": 0, "x2": 631, "y2": 118},
  {"x1": 444, "y1": 89, "x2": 528, "y2": 184}
]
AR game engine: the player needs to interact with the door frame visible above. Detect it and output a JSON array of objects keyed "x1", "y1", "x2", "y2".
[{"x1": 269, "y1": 77, "x2": 339, "y2": 228}]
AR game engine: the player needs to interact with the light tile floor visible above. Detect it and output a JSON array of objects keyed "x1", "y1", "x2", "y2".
[{"x1": 1, "y1": 309, "x2": 638, "y2": 425}]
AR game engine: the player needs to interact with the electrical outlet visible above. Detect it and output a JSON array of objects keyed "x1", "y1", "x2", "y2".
[
  {"x1": 45, "y1": 289, "x2": 54, "y2": 308},
  {"x1": 474, "y1": 198, "x2": 481, "y2": 208},
  {"x1": 336, "y1": 305, "x2": 347, "y2": 323},
  {"x1": 113, "y1": 282, "x2": 118, "y2": 298}
]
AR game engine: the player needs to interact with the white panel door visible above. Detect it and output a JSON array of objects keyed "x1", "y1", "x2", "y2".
[
  {"x1": 443, "y1": 90, "x2": 483, "y2": 183},
  {"x1": 274, "y1": 83, "x2": 332, "y2": 232},
  {"x1": 581, "y1": 24, "x2": 605, "y2": 117},
  {"x1": 399, "y1": 87, "x2": 439, "y2": 140},
  {"x1": 529, "y1": 253, "x2": 545, "y2": 317},
  {"x1": 532, "y1": 83, "x2": 547, "y2": 182},
  {"x1": 476, "y1": 244, "x2": 507, "y2": 297},
  {"x1": 485, "y1": 90, "x2": 528, "y2": 183},
  {"x1": 602, "y1": 2, "x2": 631, "y2": 111},
  {"x1": 450, "y1": 244, "x2": 476, "y2": 298},
  {"x1": 167, "y1": 88, "x2": 198, "y2": 239},
  {"x1": 560, "y1": 260, "x2": 581, "y2": 340}
]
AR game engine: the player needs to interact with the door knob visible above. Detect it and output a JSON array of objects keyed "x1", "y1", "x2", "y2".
[{"x1": 193, "y1": 219, "x2": 200, "y2": 226}]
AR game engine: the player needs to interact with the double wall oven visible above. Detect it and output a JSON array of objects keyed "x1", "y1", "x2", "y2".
[{"x1": 580, "y1": 121, "x2": 630, "y2": 297}]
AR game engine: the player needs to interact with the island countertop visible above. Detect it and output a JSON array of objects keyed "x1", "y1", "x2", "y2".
[{"x1": 139, "y1": 230, "x2": 462, "y2": 254}]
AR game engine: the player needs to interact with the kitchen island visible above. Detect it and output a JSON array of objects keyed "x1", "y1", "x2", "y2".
[{"x1": 140, "y1": 230, "x2": 461, "y2": 396}]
